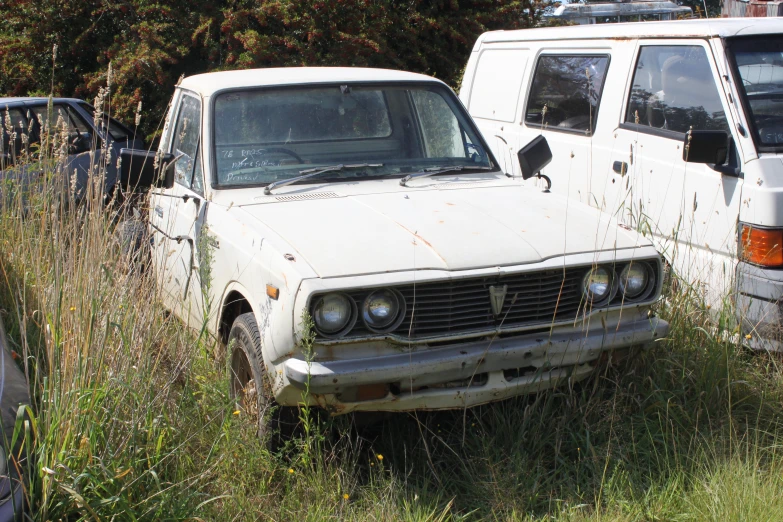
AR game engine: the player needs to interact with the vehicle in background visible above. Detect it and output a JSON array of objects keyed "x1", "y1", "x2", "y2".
[
  {"x1": 461, "y1": 18, "x2": 783, "y2": 350},
  {"x1": 0, "y1": 97, "x2": 144, "y2": 202},
  {"x1": 547, "y1": 0, "x2": 693, "y2": 25},
  {"x1": 723, "y1": 0, "x2": 783, "y2": 17},
  {"x1": 121, "y1": 66, "x2": 668, "y2": 441}
]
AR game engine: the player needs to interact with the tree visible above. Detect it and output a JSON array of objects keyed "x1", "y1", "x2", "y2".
[{"x1": 0, "y1": 0, "x2": 541, "y2": 140}]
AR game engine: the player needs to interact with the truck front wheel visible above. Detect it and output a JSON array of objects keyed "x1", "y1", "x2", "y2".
[{"x1": 228, "y1": 312, "x2": 294, "y2": 446}]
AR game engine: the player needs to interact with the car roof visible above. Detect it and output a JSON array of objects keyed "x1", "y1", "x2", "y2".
[
  {"x1": 179, "y1": 67, "x2": 448, "y2": 97},
  {"x1": 476, "y1": 18, "x2": 783, "y2": 48},
  {"x1": 0, "y1": 97, "x2": 86, "y2": 108}
]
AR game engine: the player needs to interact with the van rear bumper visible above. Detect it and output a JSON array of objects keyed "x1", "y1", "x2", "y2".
[{"x1": 736, "y1": 261, "x2": 783, "y2": 351}]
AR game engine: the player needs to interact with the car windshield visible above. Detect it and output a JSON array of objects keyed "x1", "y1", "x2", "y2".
[
  {"x1": 728, "y1": 36, "x2": 783, "y2": 151},
  {"x1": 212, "y1": 83, "x2": 495, "y2": 188}
]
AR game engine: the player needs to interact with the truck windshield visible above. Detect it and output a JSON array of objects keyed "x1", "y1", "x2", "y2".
[
  {"x1": 728, "y1": 36, "x2": 783, "y2": 152},
  {"x1": 212, "y1": 83, "x2": 495, "y2": 188}
]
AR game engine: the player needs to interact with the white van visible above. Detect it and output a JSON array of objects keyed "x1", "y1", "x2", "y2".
[{"x1": 460, "y1": 18, "x2": 783, "y2": 350}]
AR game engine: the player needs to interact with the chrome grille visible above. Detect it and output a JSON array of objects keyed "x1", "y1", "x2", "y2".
[{"x1": 344, "y1": 267, "x2": 589, "y2": 339}]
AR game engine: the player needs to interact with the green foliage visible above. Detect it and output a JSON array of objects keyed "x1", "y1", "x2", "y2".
[{"x1": 0, "y1": 0, "x2": 539, "y2": 141}]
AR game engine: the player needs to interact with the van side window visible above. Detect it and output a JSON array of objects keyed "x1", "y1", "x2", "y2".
[
  {"x1": 171, "y1": 94, "x2": 201, "y2": 188},
  {"x1": 525, "y1": 55, "x2": 610, "y2": 134},
  {"x1": 625, "y1": 46, "x2": 728, "y2": 134}
]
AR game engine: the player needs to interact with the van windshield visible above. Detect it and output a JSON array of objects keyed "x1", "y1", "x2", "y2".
[
  {"x1": 728, "y1": 36, "x2": 783, "y2": 152},
  {"x1": 212, "y1": 83, "x2": 495, "y2": 188}
]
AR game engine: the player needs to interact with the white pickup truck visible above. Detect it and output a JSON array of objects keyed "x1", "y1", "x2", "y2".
[{"x1": 121, "y1": 67, "x2": 669, "y2": 438}]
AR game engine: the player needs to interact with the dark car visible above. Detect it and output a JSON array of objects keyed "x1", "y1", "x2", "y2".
[{"x1": 0, "y1": 97, "x2": 145, "y2": 201}]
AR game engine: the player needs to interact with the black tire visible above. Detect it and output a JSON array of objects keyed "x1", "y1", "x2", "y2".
[{"x1": 228, "y1": 312, "x2": 296, "y2": 446}]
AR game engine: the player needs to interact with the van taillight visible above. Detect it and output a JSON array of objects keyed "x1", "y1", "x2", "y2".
[{"x1": 740, "y1": 224, "x2": 783, "y2": 267}]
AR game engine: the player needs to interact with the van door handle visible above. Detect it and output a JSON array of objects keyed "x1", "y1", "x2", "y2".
[{"x1": 613, "y1": 161, "x2": 628, "y2": 176}]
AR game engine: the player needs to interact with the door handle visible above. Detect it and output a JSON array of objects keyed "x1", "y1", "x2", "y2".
[
  {"x1": 154, "y1": 206, "x2": 164, "y2": 218},
  {"x1": 613, "y1": 161, "x2": 628, "y2": 176}
]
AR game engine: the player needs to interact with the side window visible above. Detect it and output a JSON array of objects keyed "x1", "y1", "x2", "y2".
[
  {"x1": 411, "y1": 90, "x2": 465, "y2": 158},
  {"x1": 1, "y1": 108, "x2": 26, "y2": 161},
  {"x1": 470, "y1": 49, "x2": 529, "y2": 122},
  {"x1": 625, "y1": 46, "x2": 728, "y2": 134},
  {"x1": 525, "y1": 55, "x2": 610, "y2": 134},
  {"x1": 31, "y1": 105, "x2": 89, "y2": 137},
  {"x1": 170, "y1": 95, "x2": 202, "y2": 188}
]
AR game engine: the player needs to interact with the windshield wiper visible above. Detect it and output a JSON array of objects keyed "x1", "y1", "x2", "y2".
[
  {"x1": 399, "y1": 165, "x2": 493, "y2": 187},
  {"x1": 264, "y1": 163, "x2": 383, "y2": 195}
]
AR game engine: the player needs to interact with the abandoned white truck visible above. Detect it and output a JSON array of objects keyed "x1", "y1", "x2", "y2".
[{"x1": 120, "y1": 67, "x2": 669, "y2": 437}]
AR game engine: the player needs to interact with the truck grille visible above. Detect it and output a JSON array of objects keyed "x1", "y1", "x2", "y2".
[{"x1": 344, "y1": 267, "x2": 589, "y2": 340}]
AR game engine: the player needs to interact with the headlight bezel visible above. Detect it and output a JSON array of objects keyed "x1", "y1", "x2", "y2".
[
  {"x1": 582, "y1": 266, "x2": 615, "y2": 304},
  {"x1": 362, "y1": 288, "x2": 407, "y2": 333},
  {"x1": 311, "y1": 292, "x2": 357, "y2": 338},
  {"x1": 618, "y1": 261, "x2": 656, "y2": 302}
]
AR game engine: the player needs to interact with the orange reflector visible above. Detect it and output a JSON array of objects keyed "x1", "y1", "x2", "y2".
[
  {"x1": 266, "y1": 284, "x2": 280, "y2": 300},
  {"x1": 355, "y1": 384, "x2": 388, "y2": 402},
  {"x1": 740, "y1": 225, "x2": 783, "y2": 267}
]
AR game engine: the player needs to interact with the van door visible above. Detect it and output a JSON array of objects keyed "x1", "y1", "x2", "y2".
[
  {"x1": 150, "y1": 92, "x2": 209, "y2": 326},
  {"x1": 521, "y1": 52, "x2": 613, "y2": 207},
  {"x1": 614, "y1": 41, "x2": 743, "y2": 298}
]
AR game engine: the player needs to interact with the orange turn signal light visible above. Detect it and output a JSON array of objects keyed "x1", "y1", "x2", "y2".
[
  {"x1": 266, "y1": 284, "x2": 280, "y2": 300},
  {"x1": 740, "y1": 225, "x2": 783, "y2": 267}
]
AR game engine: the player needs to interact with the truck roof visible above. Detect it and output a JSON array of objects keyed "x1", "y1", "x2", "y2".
[
  {"x1": 179, "y1": 67, "x2": 446, "y2": 97},
  {"x1": 476, "y1": 17, "x2": 783, "y2": 48}
]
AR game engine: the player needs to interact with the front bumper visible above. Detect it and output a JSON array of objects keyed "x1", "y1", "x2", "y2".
[
  {"x1": 736, "y1": 262, "x2": 783, "y2": 351},
  {"x1": 282, "y1": 315, "x2": 668, "y2": 413}
]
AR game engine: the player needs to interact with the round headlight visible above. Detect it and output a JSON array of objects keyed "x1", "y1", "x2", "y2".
[
  {"x1": 620, "y1": 263, "x2": 649, "y2": 299},
  {"x1": 312, "y1": 293, "x2": 354, "y2": 336},
  {"x1": 582, "y1": 267, "x2": 612, "y2": 302},
  {"x1": 362, "y1": 289, "x2": 402, "y2": 331}
]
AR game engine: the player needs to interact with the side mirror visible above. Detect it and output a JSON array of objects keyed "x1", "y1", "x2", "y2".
[
  {"x1": 119, "y1": 148, "x2": 176, "y2": 190},
  {"x1": 683, "y1": 130, "x2": 729, "y2": 165},
  {"x1": 517, "y1": 135, "x2": 553, "y2": 180},
  {"x1": 69, "y1": 131, "x2": 92, "y2": 155}
]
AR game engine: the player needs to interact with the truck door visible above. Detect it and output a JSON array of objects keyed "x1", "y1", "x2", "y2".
[
  {"x1": 150, "y1": 92, "x2": 209, "y2": 327},
  {"x1": 614, "y1": 41, "x2": 743, "y2": 298}
]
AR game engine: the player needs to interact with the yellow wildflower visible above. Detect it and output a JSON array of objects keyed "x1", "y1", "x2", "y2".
[
  {"x1": 233, "y1": 410, "x2": 240, "y2": 415},
  {"x1": 288, "y1": 468, "x2": 294, "y2": 474},
  {"x1": 376, "y1": 454, "x2": 384, "y2": 461},
  {"x1": 745, "y1": 334, "x2": 752, "y2": 340},
  {"x1": 343, "y1": 494, "x2": 350, "y2": 500}
]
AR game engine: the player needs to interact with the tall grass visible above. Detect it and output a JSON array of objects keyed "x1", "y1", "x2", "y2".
[{"x1": 1, "y1": 98, "x2": 783, "y2": 520}]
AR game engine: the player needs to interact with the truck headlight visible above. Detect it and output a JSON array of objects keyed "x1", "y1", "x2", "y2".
[
  {"x1": 362, "y1": 289, "x2": 404, "y2": 332},
  {"x1": 582, "y1": 267, "x2": 612, "y2": 303},
  {"x1": 312, "y1": 293, "x2": 355, "y2": 336},
  {"x1": 619, "y1": 263, "x2": 649, "y2": 299}
]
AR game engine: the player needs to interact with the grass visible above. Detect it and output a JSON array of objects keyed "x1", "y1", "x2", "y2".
[{"x1": 2, "y1": 102, "x2": 783, "y2": 520}]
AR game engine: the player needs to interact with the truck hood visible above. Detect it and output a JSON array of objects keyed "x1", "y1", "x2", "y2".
[{"x1": 237, "y1": 184, "x2": 645, "y2": 278}]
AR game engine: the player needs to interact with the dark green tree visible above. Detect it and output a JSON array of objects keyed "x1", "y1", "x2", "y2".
[{"x1": 0, "y1": 0, "x2": 540, "y2": 140}]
